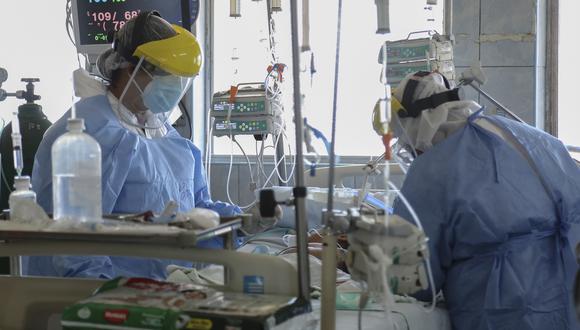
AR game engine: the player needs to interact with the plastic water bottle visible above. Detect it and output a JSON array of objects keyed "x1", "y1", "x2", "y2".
[
  {"x1": 9, "y1": 176, "x2": 36, "y2": 220},
  {"x1": 51, "y1": 118, "x2": 102, "y2": 222}
]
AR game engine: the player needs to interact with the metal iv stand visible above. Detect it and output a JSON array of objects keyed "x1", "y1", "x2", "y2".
[
  {"x1": 288, "y1": 0, "x2": 312, "y2": 304},
  {"x1": 267, "y1": 0, "x2": 289, "y2": 186}
]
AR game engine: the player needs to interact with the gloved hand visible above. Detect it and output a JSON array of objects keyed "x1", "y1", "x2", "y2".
[
  {"x1": 242, "y1": 202, "x2": 283, "y2": 234},
  {"x1": 171, "y1": 208, "x2": 220, "y2": 230}
]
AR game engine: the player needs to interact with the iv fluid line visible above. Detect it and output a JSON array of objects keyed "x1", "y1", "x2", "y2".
[{"x1": 11, "y1": 112, "x2": 23, "y2": 177}]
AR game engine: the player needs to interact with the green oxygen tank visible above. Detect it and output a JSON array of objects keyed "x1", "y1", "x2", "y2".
[
  {"x1": 0, "y1": 78, "x2": 52, "y2": 210},
  {"x1": 0, "y1": 76, "x2": 51, "y2": 275}
]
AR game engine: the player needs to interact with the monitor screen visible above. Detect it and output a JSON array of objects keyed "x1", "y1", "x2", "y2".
[{"x1": 73, "y1": 0, "x2": 199, "y2": 50}]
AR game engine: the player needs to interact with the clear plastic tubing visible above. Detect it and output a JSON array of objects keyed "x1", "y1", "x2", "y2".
[{"x1": 11, "y1": 112, "x2": 23, "y2": 177}]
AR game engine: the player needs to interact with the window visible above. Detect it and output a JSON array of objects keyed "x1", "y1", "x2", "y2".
[
  {"x1": 557, "y1": 1, "x2": 580, "y2": 147},
  {"x1": 212, "y1": 0, "x2": 443, "y2": 157},
  {"x1": 0, "y1": 1, "x2": 78, "y2": 125}
]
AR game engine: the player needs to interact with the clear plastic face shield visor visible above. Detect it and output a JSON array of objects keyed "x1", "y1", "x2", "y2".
[
  {"x1": 117, "y1": 57, "x2": 192, "y2": 130},
  {"x1": 116, "y1": 23, "x2": 202, "y2": 130}
]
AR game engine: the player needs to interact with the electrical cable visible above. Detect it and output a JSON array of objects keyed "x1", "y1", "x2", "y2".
[
  {"x1": 261, "y1": 2, "x2": 289, "y2": 185},
  {"x1": 226, "y1": 132, "x2": 236, "y2": 206},
  {"x1": 269, "y1": 100, "x2": 295, "y2": 184},
  {"x1": 271, "y1": 122, "x2": 297, "y2": 184},
  {"x1": 255, "y1": 139, "x2": 277, "y2": 187},
  {"x1": 258, "y1": 139, "x2": 270, "y2": 185},
  {"x1": 205, "y1": 107, "x2": 214, "y2": 194},
  {"x1": 254, "y1": 140, "x2": 262, "y2": 187},
  {"x1": 65, "y1": 0, "x2": 86, "y2": 69},
  {"x1": 234, "y1": 138, "x2": 255, "y2": 184},
  {"x1": 265, "y1": 0, "x2": 277, "y2": 63},
  {"x1": 65, "y1": 0, "x2": 75, "y2": 47},
  {"x1": 260, "y1": 142, "x2": 275, "y2": 189},
  {"x1": 255, "y1": 140, "x2": 270, "y2": 188},
  {"x1": 265, "y1": 69, "x2": 283, "y2": 100},
  {"x1": 225, "y1": 136, "x2": 257, "y2": 210},
  {"x1": 272, "y1": 124, "x2": 296, "y2": 184},
  {"x1": 265, "y1": 75, "x2": 290, "y2": 185},
  {"x1": 261, "y1": 145, "x2": 288, "y2": 189},
  {"x1": 207, "y1": 121, "x2": 214, "y2": 195},
  {"x1": 281, "y1": 131, "x2": 296, "y2": 182},
  {"x1": 178, "y1": 100, "x2": 193, "y2": 140},
  {"x1": 256, "y1": 124, "x2": 284, "y2": 187}
]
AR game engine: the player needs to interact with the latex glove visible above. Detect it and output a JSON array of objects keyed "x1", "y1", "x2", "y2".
[
  {"x1": 172, "y1": 208, "x2": 220, "y2": 230},
  {"x1": 243, "y1": 202, "x2": 283, "y2": 234}
]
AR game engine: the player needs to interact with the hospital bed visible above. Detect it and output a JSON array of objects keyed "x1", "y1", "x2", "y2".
[
  {"x1": 0, "y1": 219, "x2": 309, "y2": 330},
  {"x1": 0, "y1": 162, "x2": 451, "y2": 330},
  {"x1": 0, "y1": 277, "x2": 450, "y2": 330},
  {"x1": 304, "y1": 163, "x2": 406, "y2": 189},
  {"x1": 0, "y1": 225, "x2": 450, "y2": 330},
  {"x1": 165, "y1": 234, "x2": 451, "y2": 330}
]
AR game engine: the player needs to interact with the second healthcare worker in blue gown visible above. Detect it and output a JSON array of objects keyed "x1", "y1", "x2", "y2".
[
  {"x1": 390, "y1": 72, "x2": 580, "y2": 329},
  {"x1": 25, "y1": 12, "x2": 241, "y2": 279}
]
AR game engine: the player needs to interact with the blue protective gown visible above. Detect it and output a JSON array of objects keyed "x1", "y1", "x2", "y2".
[
  {"x1": 394, "y1": 111, "x2": 580, "y2": 329},
  {"x1": 24, "y1": 95, "x2": 241, "y2": 279}
]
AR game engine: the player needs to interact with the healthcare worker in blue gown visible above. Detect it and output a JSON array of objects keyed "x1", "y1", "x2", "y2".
[
  {"x1": 24, "y1": 12, "x2": 242, "y2": 279},
  {"x1": 390, "y1": 71, "x2": 580, "y2": 329}
]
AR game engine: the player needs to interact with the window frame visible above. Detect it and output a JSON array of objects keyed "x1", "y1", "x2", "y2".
[
  {"x1": 544, "y1": 0, "x2": 558, "y2": 136},
  {"x1": 198, "y1": 0, "x2": 448, "y2": 161}
]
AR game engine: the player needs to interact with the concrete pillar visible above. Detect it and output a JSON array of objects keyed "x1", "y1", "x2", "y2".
[{"x1": 453, "y1": 0, "x2": 546, "y2": 127}]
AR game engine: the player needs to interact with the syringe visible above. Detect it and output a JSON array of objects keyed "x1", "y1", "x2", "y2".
[{"x1": 11, "y1": 112, "x2": 23, "y2": 177}]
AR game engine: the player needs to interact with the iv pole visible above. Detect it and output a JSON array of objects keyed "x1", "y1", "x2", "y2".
[{"x1": 289, "y1": 0, "x2": 312, "y2": 303}]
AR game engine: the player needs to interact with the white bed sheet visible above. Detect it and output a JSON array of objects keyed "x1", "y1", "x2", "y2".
[{"x1": 168, "y1": 231, "x2": 452, "y2": 330}]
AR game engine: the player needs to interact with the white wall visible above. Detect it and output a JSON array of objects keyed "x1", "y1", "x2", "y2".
[
  {"x1": 558, "y1": 1, "x2": 580, "y2": 146},
  {"x1": 0, "y1": 1, "x2": 78, "y2": 125}
]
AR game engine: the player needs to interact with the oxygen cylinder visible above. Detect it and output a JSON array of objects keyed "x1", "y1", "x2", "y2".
[{"x1": 0, "y1": 98, "x2": 52, "y2": 210}]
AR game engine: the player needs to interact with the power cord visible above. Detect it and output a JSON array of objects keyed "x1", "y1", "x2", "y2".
[
  {"x1": 226, "y1": 136, "x2": 256, "y2": 210},
  {"x1": 177, "y1": 100, "x2": 193, "y2": 140},
  {"x1": 65, "y1": 0, "x2": 86, "y2": 68},
  {"x1": 234, "y1": 137, "x2": 256, "y2": 187},
  {"x1": 205, "y1": 107, "x2": 214, "y2": 195}
]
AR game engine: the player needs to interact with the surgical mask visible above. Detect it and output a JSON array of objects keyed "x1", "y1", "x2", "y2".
[
  {"x1": 116, "y1": 58, "x2": 192, "y2": 131},
  {"x1": 142, "y1": 74, "x2": 191, "y2": 114}
]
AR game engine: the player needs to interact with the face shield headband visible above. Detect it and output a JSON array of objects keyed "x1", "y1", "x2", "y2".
[{"x1": 397, "y1": 71, "x2": 461, "y2": 119}]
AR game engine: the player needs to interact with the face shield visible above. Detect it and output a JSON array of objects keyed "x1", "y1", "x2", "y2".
[
  {"x1": 386, "y1": 72, "x2": 480, "y2": 155},
  {"x1": 117, "y1": 24, "x2": 202, "y2": 130}
]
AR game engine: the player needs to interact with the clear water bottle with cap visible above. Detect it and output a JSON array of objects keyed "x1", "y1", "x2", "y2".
[
  {"x1": 51, "y1": 118, "x2": 102, "y2": 222},
  {"x1": 9, "y1": 176, "x2": 36, "y2": 219}
]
